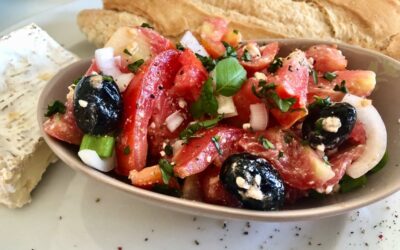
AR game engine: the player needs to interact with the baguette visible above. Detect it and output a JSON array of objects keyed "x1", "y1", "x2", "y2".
[{"x1": 77, "y1": 0, "x2": 400, "y2": 59}]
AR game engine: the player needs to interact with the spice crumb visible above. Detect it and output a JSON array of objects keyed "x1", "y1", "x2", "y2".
[
  {"x1": 95, "y1": 198, "x2": 101, "y2": 203},
  {"x1": 144, "y1": 238, "x2": 148, "y2": 242},
  {"x1": 243, "y1": 231, "x2": 249, "y2": 235},
  {"x1": 194, "y1": 240, "x2": 200, "y2": 245},
  {"x1": 193, "y1": 217, "x2": 197, "y2": 222},
  {"x1": 59, "y1": 216, "x2": 63, "y2": 220}
]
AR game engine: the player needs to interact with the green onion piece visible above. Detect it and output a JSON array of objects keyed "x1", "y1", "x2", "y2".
[
  {"x1": 368, "y1": 151, "x2": 388, "y2": 175},
  {"x1": 159, "y1": 159, "x2": 174, "y2": 184},
  {"x1": 127, "y1": 59, "x2": 145, "y2": 73},
  {"x1": 79, "y1": 134, "x2": 115, "y2": 158},
  {"x1": 339, "y1": 174, "x2": 367, "y2": 193}
]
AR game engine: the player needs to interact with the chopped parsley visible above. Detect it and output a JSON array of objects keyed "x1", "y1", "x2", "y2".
[
  {"x1": 323, "y1": 72, "x2": 337, "y2": 81},
  {"x1": 176, "y1": 42, "x2": 185, "y2": 51},
  {"x1": 190, "y1": 78, "x2": 218, "y2": 118},
  {"x1": 123, "y1": 48, "x2": 132, "y2": 56},
  {"x1": 195, "y1": 53, "x2": 216, "y2": 72},
  {"x1": 268, "y1": 92, "x2": 296, "y2": 112},
  {"x1": 159, "y1": 159, "x2": 174, "y2": 184},
  {"x1": 241, "y1": 49, "x2": 252, "y2": 62},
  {"x1": 179, "y1": 115, "x2": 223, "y2": 143},
  {"x1": 45, "y1": 100, "x2": 66, "y2": 117},
  {"x1": 72, "y1": 76, "x2": 82, "y2": 86},
  {"x1": 127, "y1": 59, "x2": 145, "y2": 73},
  {"x1": 211, "y1": 136, "x2": 223, "y2": 155},
  {"x1": 123, "y1": 146, "x2": 131, "y2": 155},
  {"x1": 252, "y1": 81, "x2": 296, "y2": 112},
  {"x1": 311, "y1": 69, "x2": 318, "y2": 85},
  {"x1": 308, "y1": 96, "x2": 331, "y2": 110},
  {"x1": 258, "y1": 136, "x2": 275, "y2": 149},
  {"x1": 164, "y1": 143, "x2": 173, "y2": 156},
  {"x1": 268, "y1": 57, "x2": 283, "y2": 73},
  {"x1": 220, "y1": 41, "x2": 237, "y2": 59},
  {"x1": 278, "y1": 151, "x2": 284, "y2": 159},
  {"x1": 140, "y1": 22, "x2": 154, "y2": 29},
  {"x1": 233, "y1": 29, "x2": 239, "y2": 34},
  {"x1": 334, "y1": 80, "x2": 348, "y2": 93}
]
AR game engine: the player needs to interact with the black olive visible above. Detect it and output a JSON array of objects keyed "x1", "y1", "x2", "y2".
[
  {"x1": 220, "y1": 153, "x2": 285, "y2": 211},
  {"x1": 73, "y1": 74, "x2": 122, "y2": 135},
  {"x1": 302, "y1": 102, "x2": 357, "y2": 150}
]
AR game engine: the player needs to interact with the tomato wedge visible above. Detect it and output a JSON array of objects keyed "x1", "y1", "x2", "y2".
[
  {"x1": 169, "y1": 49, "x2": 208, "y2": 101},
  {"x1": 173, "y1": 126, "x2": 243, "y2": 178},
  {"x1": 116, "y1": 50, "x2": 181, "y2": 176},
  {"x1": 237, "y1": 42, "x2": 279, "y2": 73},
  {"x1": 305, "y1": 44, "x2": 347, "y2": 72},
  {"x1": 137, "y1": 27, "x2": 174, "y2": 55},
  {"x1": 200, "y1": 18, "x2": 229, "y2": 59}
]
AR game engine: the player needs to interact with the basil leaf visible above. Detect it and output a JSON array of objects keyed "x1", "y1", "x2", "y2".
[
  {"x1": 45, "y1": 100, "x2": 66, "y2": 117},
  {"x1": 159, "y1": 159, "x2": 174, "y2": 184},
  {"x1": 190, "y1": 78, "x2": 218, "y2": 118},
  {"x1": 128, "y1": 59, "x2": 145, "y2": 73},
  {"x1": 179, "y1": 115, "x2": 223, "y2": 143},
  {"x1": 268, "y1": 92, "x2": 296, "y2": 112},
  {"x1": 215, "y1": 57, "x2": 247, "y2": 96}
]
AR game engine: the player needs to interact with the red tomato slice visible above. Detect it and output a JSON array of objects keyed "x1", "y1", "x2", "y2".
[
  {"x1": 116, "y1": 50, "x2": 181, "y2": 176},
  {"x1": 333, "y1": 70, "x2": 376, "y2": 97},
  {"x1": 138, "y1": 27, "x2": 174, "y2": 55},
  {"x1": 85, "y1": 60, "x2": 100, "y2": 75},
  {"x1": 222, "y1": 28, "x2": 242, "y2": 48},
  {"x1": 200, "y1": 18, "x2": 229, "y2": 58},
  {"x1": 237, "y1": 42, "x2": 279, "y2": 73},
  {"x1": 230, "y1": 77, "x2": 262, "y2": 126},
  {"x1": 307, "y1": 86, "x2": 345, "y2": 103},
  {"x1": 43, "y1": 91, "x2": 83, "y2": 145},
  {"x1": 173, "y1": 126, "x2": 243, "y2": 178},
  {"x1": 169, "y1": 49, "x2": 208, "y2": 101},
  {"x1": 199, "y1": 165, "x2": 242, "y2": 207},
  {"x1": 182, "y1": 175, "x2": 203, "y2": 201},
  {"x1": 238, "y1": 128, "x2": 335, "y2": 190},
  {"x1": 346, "y1": 121, "x2": 367, "y2": 145},
  {"x1": 306, "y1": 44, "x2": 347, "y2": 72},
  {"x1": 268, "y1": 50, "x2": 309, "y2": 128}
]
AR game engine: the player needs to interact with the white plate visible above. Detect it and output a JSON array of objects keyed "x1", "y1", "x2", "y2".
[{"x1": 1, "y1": 1, "x2": 400, "y2": 249}]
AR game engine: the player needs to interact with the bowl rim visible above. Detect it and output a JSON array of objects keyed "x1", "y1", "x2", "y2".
[{"x1": 37, "y1": 38, "x2": 400, "y2": 221}]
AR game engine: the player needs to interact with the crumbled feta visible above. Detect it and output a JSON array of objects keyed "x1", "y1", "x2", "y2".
[
  {"x1": 316, "y1": 144, "x2": 325, "y2": 152},
  {"x1": 90, "y1": 75, "x2": 103, "y2": 88},
  {"x1": 149, "y1": 122, "x2": 156, "y2": 129},
  {"x1": 242, "y1": 123, "x2": 251, "y2": 130},
  {"x1": 78, "y1": 99, "x2": 88, "y2": 108},
  {"x1": 236, "y1": 176, "x2": 250, "y2": 189},
  {"x1": 321, "y1": 116, "x2": 342, "y2": 133},
  {"x1": 206, "y1": 155, "x2": 212, "y2": 163},
  {"x1": 243, "y1": 43, "x2": 261, "y2": 58},
  {"x1": 160, "y1": 151, "x2": 166, "y2": 157},
  {"x1": 178, "y1": 98, "x2": 187, "y2": 108},
  {"x1": 246, "y1": 185, "x2": 264, "y2": 200},
  {"x1": 254, "y1": 72, "x2": 267, "y2": 81},
  {"x1": 254, "y1": 174, "x2": 261, "y2": 185}
]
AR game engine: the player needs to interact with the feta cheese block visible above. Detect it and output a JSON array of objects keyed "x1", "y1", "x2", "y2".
[{"x1": 0, "y1": 24, "x2": 78, "y2": 208}]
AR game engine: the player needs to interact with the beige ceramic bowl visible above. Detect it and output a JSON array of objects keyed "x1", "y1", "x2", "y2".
[{"x1": 38, "y1": 39, "x2": 400, "y2": 221}]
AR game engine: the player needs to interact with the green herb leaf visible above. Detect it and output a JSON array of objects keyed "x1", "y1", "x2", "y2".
[
  {"x1": 195, "y1": 53, "x2": 216, "y2": 72},
  {"x1": 278, "y1": 151, "x2": 284, "y2": 159},
  {"x1": 159, "y1": 159, "x2": 174, "y2": 184},
  {"x1": 258, "y1": 136, "x2": 275, "y2": 149},
  {"x1": 268, "y1": 92, "x2": 296, "y2": 112},
  {"x1": 123, "y1": 48, "x2": 132, "y2": 56},
  {"x1": 308, "y1": 96, "x2": 331, "y2": 110},
  {"x1": 45, "y1": 100, "x2": 66, "y2": 117},
  {"x1": 251, "y1": 82, "x2": 276, "y2": 98},
  {"x1": 152, "y1": 184, "x2": 182, "y2": 197},
  {"x1": 211, "y1": 136, "x2": 223, "y2": 155},
  {"x1": 123, "y1": 146, "x2": 131, "y2": 155},
  {"x1": 179, "y1": 115, "x2": 223, "y2": 142},
  {"x1": 73, "y1": 76, "x2": 82, "y2": 86},
  {"x1": 176, "y1": 42, "x2": 185, "y2": 51},
  {"x1": 368, "y1": 151, "x2": 388, "y2": 174},
  {"x1": 164, "y1": 143, "x2": 173, "y2": 156},
  {"x1": 221, "y1": 41, "x2": 237, "y2": 59},
  {"x1": 339, "y1": 174, "x2": 367, "y2": 193},
  {"x1": 323, "y1": 72, "x2": 337, "y2": 81},
  {"x1": 233, "y1": 29, "x2": 239, "y2": 34},
  {"x1": 215, "y1": 57, "x2": 247, "y2": 96},
  {"x1": 311, "y1": 69, "x2": 318, "y2": 85},
  {"x1": 127, "y1": 59, "x2": 145, "y2": 73},
  {"x1": 241, "y1": 49, "x2": 252, "y2": 62},
  {"x1": 268, "y1": 57, "x2": 283, "y2": 73},
  {"x1": 140, "y1": 23, "x2": 154, "y2": 29},
  {"x1": 190, "y1": 78, "x2": 218, "y2": 118},
  {"x1": 334, "y1": 80, "x2": 348, "y2": 93}
]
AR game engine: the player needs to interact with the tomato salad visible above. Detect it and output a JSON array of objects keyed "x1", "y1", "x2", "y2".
[{"x1": 43, "y1": 19, "x2": 387, "y2": 211}]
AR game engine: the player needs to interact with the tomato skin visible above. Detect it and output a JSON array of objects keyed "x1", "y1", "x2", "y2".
[
  {"x1": 230, "y1": 77, "x2": 262, "y2": 126},
  {"x1": 116, "y1": 50, "x2": 181, "y2": 176},
  {"x1": 138, "y1": 27, "x2": 174, "y2": 55},
  {"x1": 199, "y1": 165, "x2": 242, "y2": 207},
  {"x1": 307, "y1": 86, "x2": 345, "y2": 104},
  {"x1": 222, "y1": 28, "x2": 242, "y2": 48},
  {"x1": 169, "y1": 49, "x2": 208, "y2": 101},
  {"x1": 347, "y1": 121, "x2": 367, "y2": 145},
  {"x1": 200, "y1": 18, "x2": 229, "y2": 58},
  {"x1": 237, "y1": 42, "x2": 279, "y2": 73},
  {"x1": 306, "y1": 44, "x2": 347, "y2": 72},
  {"x1": 173, "y1": 127, "x2": 244, "y2": 178}
]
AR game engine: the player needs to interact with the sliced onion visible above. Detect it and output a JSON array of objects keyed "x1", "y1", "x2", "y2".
[
  {"x1": 180, "y1": 31, "x2": 209, "y2": 57},
  {"x1": 250, "y1": 103, "x2": 269, "y2": 131},
  {"x1": 78, "y1": 149, "x2": 115, "y2": 172},
  {"x1": 172, "y1": 140, "x2": 185, "y2": 155},
  {"x1": 165, "y1": 111, "x2": 184, "y2": 132},
  {"x1": 217, "y1": 95, "x2": 238, "y2": 118},
  {"x1": 115, "y1": 73, "x2": 134, "y2": 92},
  {"x1": 95, "y1": 47, "x2": 121, "y2": 78},
  {"x1": 343, "y1": 94, "x2": 387, "y2": 178}
]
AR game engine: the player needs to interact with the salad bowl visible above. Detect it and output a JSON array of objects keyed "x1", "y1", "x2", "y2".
[{"x1": 38, "y1": 39, "x2": 400, "y2": 221}]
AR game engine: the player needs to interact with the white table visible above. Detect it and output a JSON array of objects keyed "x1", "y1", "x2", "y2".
[{"x1": 0, "y1": 1, "x2": 399, "y2": 249}]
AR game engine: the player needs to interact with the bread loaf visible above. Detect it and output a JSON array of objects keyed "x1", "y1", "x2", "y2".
[{"x1": 77, "y1": 0, "x2": 400, "y2": 59}]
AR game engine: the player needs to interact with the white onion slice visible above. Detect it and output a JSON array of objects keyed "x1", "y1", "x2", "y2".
[
  {"x1": 343, "y1": 94, "x2": 387, "y2": 178},
  {"x1": 180, "y1": 31, "x2": 209, "y2": 57},
  {"x1": 115, "y1": 73, "x2": 134, "y2": 92},
  {"x1": 95, "y1": 47, "x2": 122, "y2": 79},
  {"x1": 78, "y1": 149, "x2": 115, "y2": 172},
  {"x1": 165, "y1": 111, "x2": 184, "y2": 132},
  {"x1": 217, "y1": 95, "x2": 238, "y2": 118},
  {"x1": 250, "y1": 103, "x2": 269, "y2": 131}
]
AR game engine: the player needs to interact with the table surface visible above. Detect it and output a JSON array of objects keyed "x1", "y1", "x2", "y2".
[{"x1": 0, "y1": 1, "x2": 399, "y2": 249}]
